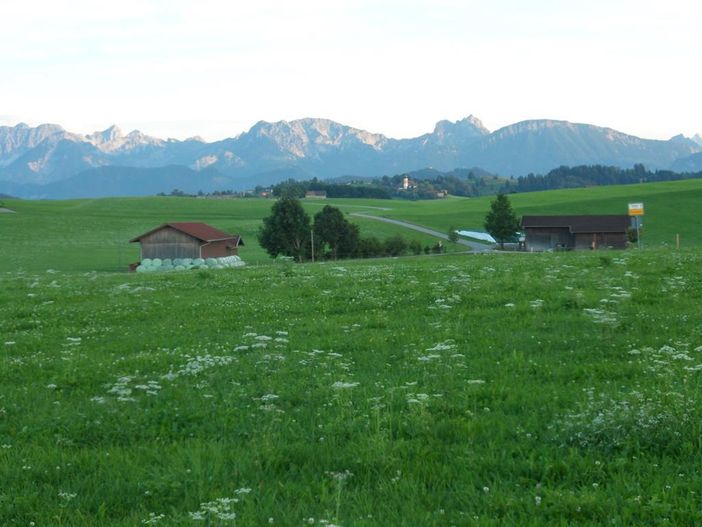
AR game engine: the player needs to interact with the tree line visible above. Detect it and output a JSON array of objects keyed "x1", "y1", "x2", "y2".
[
  {"x1": 500, "y1": 164, "x2": 702, "y2": 193},
  {"x1": 271, "y1": 164, "x2": 702, "y2": 201},
  {"x1": 272, "y1": 178, "x2": 392, "y2": 199},
  {"x1": 258, "y1": 198, "x2": 444, "y2": 262},
  {"x1": 272, "y1": 172, "x2": 506, "y2": 200}
]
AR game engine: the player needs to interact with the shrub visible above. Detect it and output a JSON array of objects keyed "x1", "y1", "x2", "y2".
[{"x1": 383, "y1": 235, "x2": 408, "y2": 257}]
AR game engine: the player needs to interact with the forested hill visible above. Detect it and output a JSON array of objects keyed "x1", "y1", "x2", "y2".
[
  {"x1": 268, "y1": 165, "x2": 702, "y2": 200},
  {"x1": 500, "y1": 164, "x2": 702, "y2": 194}
]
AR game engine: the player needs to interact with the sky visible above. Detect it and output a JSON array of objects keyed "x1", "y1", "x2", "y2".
[{"x1": 0, "y1": 0, "x2": 700, "y2": 141}]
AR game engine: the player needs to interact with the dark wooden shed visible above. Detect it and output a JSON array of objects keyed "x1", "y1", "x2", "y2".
[
  {"x1": 130, "y1": 222, "x2": 244, "y2": 260},
  {"x1": 522, "y1": 215, "x2": 629, "y2": 251}
]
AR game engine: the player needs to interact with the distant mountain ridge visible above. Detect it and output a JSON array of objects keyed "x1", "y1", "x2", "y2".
[{"x1": 0, "y1": 116, "x2": 700, "y2": 198}]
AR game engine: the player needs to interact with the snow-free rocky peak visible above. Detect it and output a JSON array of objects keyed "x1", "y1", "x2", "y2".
[
  {"x1": 432, "y1": 115, "x2": 490, "y2": 139},
  {"x1": 86, "y1": 125, "x2": 163, "y2": 152}
]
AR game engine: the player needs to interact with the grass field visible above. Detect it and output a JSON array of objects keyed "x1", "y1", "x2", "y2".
[
  {"x1": 0, "y1": 197, "x2": 461, "y2": 273},
  {"x1": 320, "y1": 179, "x2": 702, "y2": 249},
  {"x1": 1, "y1": 249, "x2": 701, "y2": 525},
  {"x1": 2, "y1": 180, "x2": 702, "y2": 525},
  {"x1": 3, "y1": 178, "x2": 702, "y2": 272}
]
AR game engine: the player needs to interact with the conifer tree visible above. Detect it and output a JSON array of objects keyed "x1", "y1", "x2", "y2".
[{"x1": 484, "y1": 193, "x2": 520, "y2": 249}]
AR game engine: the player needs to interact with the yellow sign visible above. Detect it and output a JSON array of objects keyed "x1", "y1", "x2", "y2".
[{"x1": 628, "y1": 202, "x2": 644, "y2": 216}]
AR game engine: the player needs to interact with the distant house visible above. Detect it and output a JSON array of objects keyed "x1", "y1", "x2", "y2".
[
  {"x1": 305, "y1": 190, "x2": 327, "y2": 199},
  {"x1": 521, "y1": 215, "x2": 629, "y2": 251},
  {"x1": 400, "y1": 176, "x2": 415, "y2": 190},
  {"x1": 130, "y1": 222, "x2": 244, "y2": 260}
]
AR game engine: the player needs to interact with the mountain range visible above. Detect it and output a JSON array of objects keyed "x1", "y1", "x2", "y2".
[{"x1": 1, "y1": 116, "x2": 700, "y2": 198}]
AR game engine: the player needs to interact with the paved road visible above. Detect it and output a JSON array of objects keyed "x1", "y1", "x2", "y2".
[{"x1": 351, "y1": 213, "x2": 494, "y2": 252}]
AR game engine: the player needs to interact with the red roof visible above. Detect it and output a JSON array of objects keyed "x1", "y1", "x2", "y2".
[{"x1": 130, "y1": 222, "x2": 244, "y2": 245}]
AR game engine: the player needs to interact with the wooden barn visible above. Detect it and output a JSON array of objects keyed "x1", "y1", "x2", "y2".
[
  {"x1": 521, "y1": 215, "x2": 629, "y2": 251},
  {"x1": 130, "y1": 222, "x2": 244, "y2": 260}
]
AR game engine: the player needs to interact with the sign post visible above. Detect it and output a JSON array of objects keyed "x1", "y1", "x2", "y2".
[{"x1": 628, "y1": 202, "x2": 644, "y2": 249}]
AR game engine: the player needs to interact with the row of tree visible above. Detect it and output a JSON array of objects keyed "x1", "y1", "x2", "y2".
[
  {"x1": 272, "y1": 179, "x2": 391, "y2": 199},
  {"x1": 258, "y1": 198, "x2": 445, "y2": 261},
  {"x1": 272, "y1": 172, "x2": 507, "y2": 200},
  {"x1": 500, "y1": 164, "x2": 702, "y2": 193},
  {"x1": 270, "y1": 164, "x2": 702, "y2": 202},
  {"x1": 258, "y1": 192, "x2": 526, "y2": 261}
]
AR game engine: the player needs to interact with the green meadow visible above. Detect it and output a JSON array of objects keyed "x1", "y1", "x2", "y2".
[
  {"x1": 3, "y1": 178, "x2": 702, "y2": 272},
  {"x1": 328, "y1": 178, "x2": 702, "y2": 249},
  {"x1": 1, "y1": 180, "x2": 702, "y2": 525},
  {"x1": 0, "y1": 197, "x2": 458, "y2": 273}
]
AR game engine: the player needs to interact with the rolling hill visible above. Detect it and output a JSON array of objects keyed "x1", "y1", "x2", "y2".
[{"x1": 1, "y1": 178, "x2": 701, "y2": 272}]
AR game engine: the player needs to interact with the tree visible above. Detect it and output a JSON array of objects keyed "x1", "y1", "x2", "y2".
[
  {"x1": 383, "y1": 234, "x2": 408, "y2": 257},
  {"x1": 313, "y1": 205, "x2": 358, "y2": 260},
  {"x1": 484, "y1": 193, "x2": 520, "y2": 249},
  {"x1": 358, "y1": 236, "x2": 383, "y2": 258},
  {"x1": 447, "y1": 226, "x2": 459, "y2": 244},
  {"x1": 258, "y1": 197, "x2": 311, "y2": 261},
  {"x1": 337, "y1": 222, "x2": 360, "y2": 259}
]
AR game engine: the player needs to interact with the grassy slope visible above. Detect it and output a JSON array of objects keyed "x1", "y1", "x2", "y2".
[
  {"x1": 0, "y1": 198, "x2": 457, "y2": 272},
  {"x1": 322, "y1": 179, "x2": 702, "y2": 248},
  {"x1": 1, "y1": 251, "x2": 701, "y2": 525},
  {"x1": 1, "y1": 179, "x2": 701, "y2": 272}
]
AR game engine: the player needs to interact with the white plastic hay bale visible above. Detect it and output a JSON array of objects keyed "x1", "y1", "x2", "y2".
[
  {"x1": 182, "y1": 258, "x2": 193, "y2": 266},
  {"x1": 141, "y1": 258, "x2": 153, "y2": 267},
  {"x1": 161, "y1": 258, "x2": 172, "y2": 267},
  {"x1": 136, "y1": 265, "x2": 146, "y2": 273},
  {"x1": 152, "y1": 258, "x2": 162, "y2": 267},
  {"x1": 175, "y1": 265, "x2": 186, "y2": 271},
  {"x1": 193, "y1": 258, "x2": 205, "y2": 266},
  {"x1": 173, "y1": 258, "x2": 182, "y2": 266}
]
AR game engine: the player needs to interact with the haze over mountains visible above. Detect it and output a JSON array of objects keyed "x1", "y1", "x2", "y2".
[{"x1": 1, "y1": 116, "x2": 700, "y2": 199}]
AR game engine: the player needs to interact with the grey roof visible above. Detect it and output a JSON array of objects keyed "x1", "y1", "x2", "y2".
[{"x1": 521, "y1": 215, "x2": 629, "y2": 233}]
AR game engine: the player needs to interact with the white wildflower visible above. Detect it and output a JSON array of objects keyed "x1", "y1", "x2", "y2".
[{"x1": 331, "y1": 381, "x2": 359, "y2": 389}]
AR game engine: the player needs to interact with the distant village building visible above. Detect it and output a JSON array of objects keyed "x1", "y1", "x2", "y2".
[
  {"x1": 521, "y1": 215, "x2": 629, "y2": 251},
  {"x1": 305, "y1": 190, "x2": 327, "y2": 199},
  {"x1": 130, "y1": 222, "x2": 244, "y2": 260}
]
